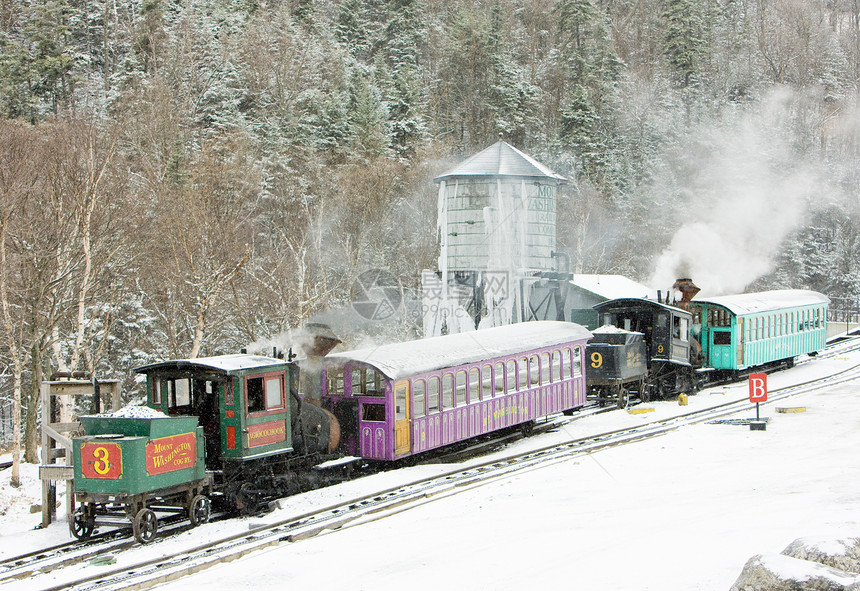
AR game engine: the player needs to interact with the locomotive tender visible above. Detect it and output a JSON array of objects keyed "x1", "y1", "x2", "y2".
[{"x1": 585, "y1": 326, "x2": 647, "y2": 408}]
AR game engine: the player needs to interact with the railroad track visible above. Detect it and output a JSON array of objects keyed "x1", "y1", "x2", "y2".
[
  {"x1": 0, "y1": 511, "x2": 216, "y2": 584},
  {"x1": 6, "y1": 350, "x2": 860, "y2": 591}
]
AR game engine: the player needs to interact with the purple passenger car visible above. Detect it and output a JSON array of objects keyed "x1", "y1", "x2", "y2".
[{"x1": 321, "y1": 321, "x2": 592, "y2": 461}]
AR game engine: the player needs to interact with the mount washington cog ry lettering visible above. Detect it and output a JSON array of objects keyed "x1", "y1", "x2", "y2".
[{"x1": 145, "y1": 432, "x2": 196, "y2": 475}]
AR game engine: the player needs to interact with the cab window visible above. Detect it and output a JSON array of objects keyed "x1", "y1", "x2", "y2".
[
  {"x1": 151, "y1": 377, "x2": 162, "y2": 405},
  {"x1": 247, "y1": 374, "x2": 285, "y2": 415}
]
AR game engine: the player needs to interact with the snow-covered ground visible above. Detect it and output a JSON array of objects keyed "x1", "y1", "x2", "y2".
[{"x1": 2, "y1": 341, "x2": 860, "y2": 590}]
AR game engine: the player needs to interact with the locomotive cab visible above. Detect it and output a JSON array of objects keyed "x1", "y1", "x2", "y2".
[
  {"x1": 138, "y1": 356, "x2": 296, "y2": 471},
  {"x1": 593, "y1": 298, "x2": 696, "y2": 398},
  {"x1": 594, "y1": 299, "x2": 692, "y2": 368}
]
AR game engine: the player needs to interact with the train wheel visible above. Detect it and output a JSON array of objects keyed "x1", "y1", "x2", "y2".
[
  {"x1": 640, "y1": 380, "x2": 650, "y2": 402},
  {"x1": 236, "y1": 482, "x2": 260, "y2": 515},
  {"x1": 617, "y1": 387, "x2": 629, "y2": 410},
  {"x1": 133, "y1": 508, "x2": 158, "y2": 544},
  {"x1": 189, "y1": 494, "x2": 211, "y2": 526},
  {"x1": 70, "y1": 505, "x2": 95, "y2": 540}
]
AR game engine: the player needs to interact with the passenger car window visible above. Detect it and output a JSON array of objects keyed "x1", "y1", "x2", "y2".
[
  {"x1": 518, "y1": 358, "x2": 528, "y2": 390},
  {"x1": 456, "y1": 371, "x2": 468, "y2": 405},
  {"x1": 327, "y1": 367, "x2": 344, "y2": 396},
  {"x1": 530, "y1": 356, "x2": 540, "y2": 385},
  {"x1": 562, "y1": 349, "x2": 572, "y2": 379},
  {"x1": 540, "y1": 353, "x2": 551, "y2": 383},
  {"x1": 428, "y1": 377, "x2": 440, "y2": 413},
  {"x1": 352, "y1": 368, "x2": 385, "y2": 397},
  {"x1": 552, "y1": 351, "x2": 562, "y2": 382},
  {"x1": 413, "y1": 380, "x2": 426, "y2": 418},
  {"x1": 507, "y1": 360, "x2": 517, "y2": 393},
  {"x1": 362, "y1": 404, "x2": 385, "y2": 422},
  {"x1": 494, "y1": 363, "x2": 505, "y2": 396},
  {"x1": 442, "y1": 374, "x2": 454, "y2": 409},
  {"x1": 713, "y1": 332, "x2": 731, "y2": 345}
]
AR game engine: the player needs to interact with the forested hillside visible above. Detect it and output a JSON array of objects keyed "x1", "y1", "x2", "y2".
[{"x1": 1, "y1": 0, "x2": 859, "y2": 457}]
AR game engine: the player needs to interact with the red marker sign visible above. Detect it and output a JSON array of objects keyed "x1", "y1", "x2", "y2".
[{"x1": 749, "y1": 373, "x2": 767, "y2": 403}]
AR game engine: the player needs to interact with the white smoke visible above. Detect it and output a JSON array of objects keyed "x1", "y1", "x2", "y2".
[{"x1": 648, "y1": 87, "x2": 819, "y2": 295}]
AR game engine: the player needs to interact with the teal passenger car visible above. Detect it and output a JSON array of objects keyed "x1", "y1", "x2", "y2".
[{"x1": 688, "y1": 290, "x2": 829, "y2": 373}]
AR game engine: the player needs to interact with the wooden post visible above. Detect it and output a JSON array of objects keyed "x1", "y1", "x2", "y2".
[{"x1": 39, "y1": 379, "x2": 121, "y2": 529}]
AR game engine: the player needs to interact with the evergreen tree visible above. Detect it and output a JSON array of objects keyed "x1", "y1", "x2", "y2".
[
  {"x1": 0, "y1": 0, "x2": 78, "y2": 119},
  {"x1": 662, "y1": 0, "x2": 705, "y2": 89},
  {"x1": 559, "y1": 84, "x2": 605, "y2": 181},
  {"x1": 346, "y1": 64, "x2": 391, "y2": 159},
  {"x1": 378, "y1": 0, "x2": 427, "y2": 156},
  {"x1": 335, "y1": 0, "x2": 372, "y2": 59}
]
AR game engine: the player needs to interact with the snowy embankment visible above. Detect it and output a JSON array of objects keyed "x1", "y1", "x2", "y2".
[
  {"x1": 2, "y1": 342, "x2": 860, "y2": 590},
  {"x1": 733, "y1": 538, "x2": 860, "y2": 590}
]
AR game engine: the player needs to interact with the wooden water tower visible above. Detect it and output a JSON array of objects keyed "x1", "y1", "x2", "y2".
[{"x1": 424, "y1": 141, "x2": 568, "y2": 335}]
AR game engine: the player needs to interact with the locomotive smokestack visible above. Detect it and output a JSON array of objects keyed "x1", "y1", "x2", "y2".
[
  {"x1": 299, "y1": 323, "x2": 342, "y2": 405},
  {"x1": 672, "y1": 278, "x2": 700, "y2": 310}
]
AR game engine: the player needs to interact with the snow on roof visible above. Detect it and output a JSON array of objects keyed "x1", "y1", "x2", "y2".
[
  {"x1": 592, "y1": 325, "x2": 642, "y2": 335},
  {"x1": 691, "y1": 290, "x2": 830, "y2": 316},
  {"x1": 92, "y1": 405, "x2": 166, "y2": 419},
  {"x1": 434, "y1": 141, "x2": 567, "y2": 183},
  {"x1": 326, "y1": 321, "x2": 592, "y2": 380},
  {"x1": 593, "y1": 297, "x2": 693, "y2": 317},
  {"x1": 570, "y1": 275, "x2": 656, "y2": 301},
  {"x1": 136, "y1": 354, "x2": 285, "y2": 374}
]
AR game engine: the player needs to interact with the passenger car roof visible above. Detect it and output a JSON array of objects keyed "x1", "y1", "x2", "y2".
[
  {"x1": 326, "y1": 321, "x2": 592, "y2": 380},
  {"x1": 690, "y1": 290, "x2": 830, "y2": 316}
]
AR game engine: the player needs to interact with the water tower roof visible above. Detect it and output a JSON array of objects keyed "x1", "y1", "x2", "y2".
[{"x1": 434, "y1": 141, "x2": 567, "y2": 183}]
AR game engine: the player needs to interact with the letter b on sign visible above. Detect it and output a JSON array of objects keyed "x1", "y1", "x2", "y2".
[{"x1": 749, "y1": 373, "x2": 767, "y2": 403}]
